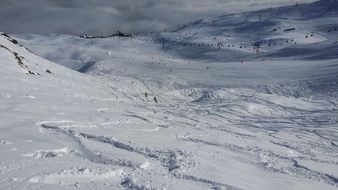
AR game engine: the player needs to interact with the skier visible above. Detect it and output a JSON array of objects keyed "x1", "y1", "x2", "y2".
[{"x1": 256, "y1": 46, "x2": 260, "y2": 54}]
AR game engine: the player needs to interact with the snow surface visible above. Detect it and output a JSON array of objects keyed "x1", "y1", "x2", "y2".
[{"x1": 1, "y1": 1, "x2": 338, "y2": 189}]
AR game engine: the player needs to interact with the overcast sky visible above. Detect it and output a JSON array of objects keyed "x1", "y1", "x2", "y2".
[{"x1": 0, "y1": 0, "x2": 316, "y2": 35}]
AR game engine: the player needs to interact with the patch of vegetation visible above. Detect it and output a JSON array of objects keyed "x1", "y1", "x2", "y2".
[{"x1": 0, "y1": 44, "x2": 40, "y2": 75}]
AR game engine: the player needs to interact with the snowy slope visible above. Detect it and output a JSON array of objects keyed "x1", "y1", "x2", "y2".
[
  {"x1": 0, "y1": 33, "x2": 154, "y2": 189},
  {"x1": 1, "y1": 1, "x2": 338, "y2": 190}
]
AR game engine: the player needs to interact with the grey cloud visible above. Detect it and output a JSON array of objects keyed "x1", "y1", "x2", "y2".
[{"x1": 0, "y1": 0, "x2": 316, "y2": 35}]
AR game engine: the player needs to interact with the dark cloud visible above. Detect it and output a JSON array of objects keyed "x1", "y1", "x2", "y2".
[{"x1": 0, "y1": 0, "x2": 316, "y2": 35}]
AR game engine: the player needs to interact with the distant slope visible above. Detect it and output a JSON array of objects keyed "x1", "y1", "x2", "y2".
[
  {"x1": 15, "y1": 0, "x2": 338, "y2": 97},
  {"x1": 153, "y1": 0, "x2": 338, "y2": 61}
]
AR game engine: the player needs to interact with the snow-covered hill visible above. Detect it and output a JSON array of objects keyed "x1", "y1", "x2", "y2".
[{"x1": 1, "y1": 1, "x2": 338, "y2": 190}]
